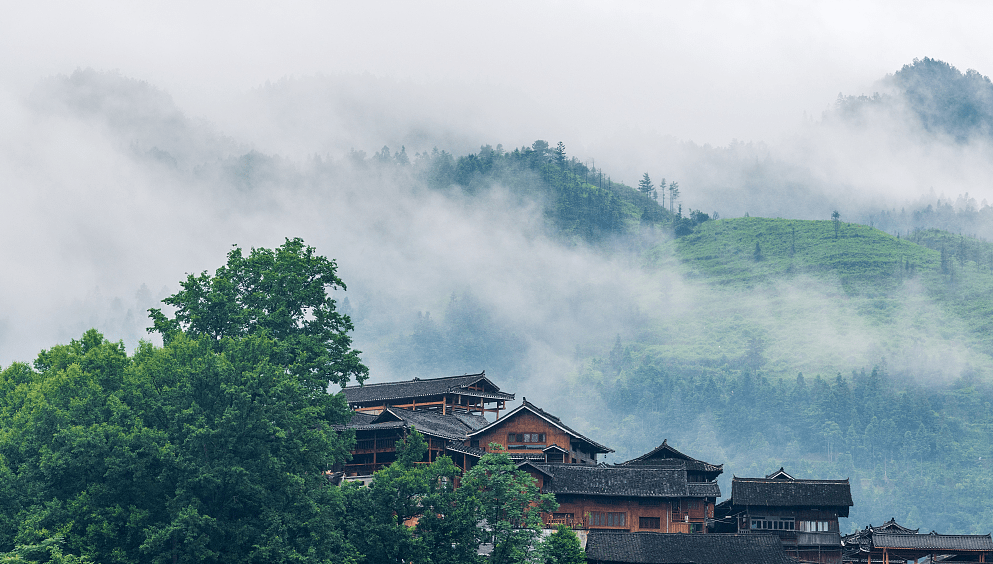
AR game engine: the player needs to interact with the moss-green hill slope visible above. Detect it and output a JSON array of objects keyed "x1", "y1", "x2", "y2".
[{"x1": 676, "y1": 217, "x2": 939, "y2": 289}]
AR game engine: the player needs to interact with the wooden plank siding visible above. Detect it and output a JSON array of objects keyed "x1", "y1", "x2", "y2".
[
  {"x1": 471, "y1": 409, "x2": 599, "y2": 464},
  {"x1": 536, "y1": 493, "x2": 713, "y2": 533}
]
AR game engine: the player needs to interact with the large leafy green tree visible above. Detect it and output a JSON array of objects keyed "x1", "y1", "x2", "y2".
[
  {"x1": 0, "y1": 239, "x2": 365, "y2": 563},
  {"x1": 460, "y1": 448, "x2": 557, "y2": 564},
  {"x1": 343, "y1": 431, "x2": 480, "y2": 564},
  {"x1": 149, "y1": 237, "x2": 368, "y2": 391},
  {"x1": 539, "y1": 525, "x2": 585, "y2": 564}
]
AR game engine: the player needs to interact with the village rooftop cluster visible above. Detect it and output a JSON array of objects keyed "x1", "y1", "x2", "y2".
[{"x1": 334, "y1": 373, "x2": 993, "y2": 564}]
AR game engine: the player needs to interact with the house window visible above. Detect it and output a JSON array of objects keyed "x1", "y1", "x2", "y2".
[
  {"x1": 687, "y1": 500, "x2": 700, "y2": 509},
  {"x1": 507, "y1": 433, "x2": 546, "y2": 444},
  {"x1": 470, "y1": 440, "x2": 479, "y2": 448},
  {"x1": 591, "y1": 512, "x2": 627, "y2": 527},
  {"x1": 799, "y1": 520, "x2": 831, "y2": 532},
  {"x1": 752, "y1": 517, "x2": 795, "y2": 531},
  {"x1": 690, "y1": 523, "x2": 703, "y2": 534},
  {"x1": 639, "y1": 517, "x2": 661, "y2": 529}
]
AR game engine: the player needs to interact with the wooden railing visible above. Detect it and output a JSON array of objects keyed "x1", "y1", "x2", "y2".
[
  {"x1": 353, "y1": 439, "x2": 398, "y2": 451},
  {"x1": 544, "y1": 516, "x2": 587, "y2": 529}
]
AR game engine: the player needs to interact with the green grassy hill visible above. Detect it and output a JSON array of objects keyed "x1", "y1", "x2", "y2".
[
  {"x1": 676, "y1": 217, "x2": 938, "y2": 288},
  {"x1": 671, "y1": 218, "x2": 993, "y2": 362},
  {"x1": 618, "y1": 218, "x2": 993, "y2": 383},
  {"x1": 562, "y1": 217, "x2": 993, "y2": 534}
]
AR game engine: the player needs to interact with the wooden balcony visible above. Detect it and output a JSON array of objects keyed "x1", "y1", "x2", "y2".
[
  {"x1": 353, "y1": 439, "x2": 399, "y2": 452},
  {"x1": 796, "y1": 532, "x2": 842, "y2": 547}
]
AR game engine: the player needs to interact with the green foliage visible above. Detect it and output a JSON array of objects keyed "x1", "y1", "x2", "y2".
[
  {"x1": 149, "y1": 236, "x2": 368, "y2": 390},
  {"x1": 0, "y1": 240, "x2": 366, "y2": 563},
  {"x1": 422, "y1": 141, "x2": 677, "y2": 242},
  {"x1": 342, "y1": 437, "x2": 562, "y2": 564},
  {"x1": 461, "y1": 449, "x2": 557, "y2": 564},
  {"x1": 637, "y1": 173, "x2": 655, "y2": 199},
  {"x1": 0, "y1": 535, "x2": 94, "y2": 564},
  {"x1": 0, "y1": 329, "x2": 358, "y2": 563},
  {"x1": 832, "y1": 57, "x2": 993, "y2": 142},
  {"x1": 573, "y1": 360, "x2": 993, "y2": 534},
  {"x1": 676, "y1": 217, "x2": 939, "y2": 291},
  {"x1": 342, "y1": 431, "x2": 478, "y2": 564},
  {"x1": 539, "y1": 525, "x2": 585, "y2": 564},
  {"x1": 675, "y1": 218, "x2": 993, "y2": 359},
  {"x1": 560, "y1": 217, "x2": 993, "y2": 534}
]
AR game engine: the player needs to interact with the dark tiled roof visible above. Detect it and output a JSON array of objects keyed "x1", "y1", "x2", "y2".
[
  {"x1": 687, "y1": 482, "x2": 722, "y2": 497},
  {"x1": 451, "y1": 411, "x2": 490, "y2": 431},
  {"x1": 585, "y1": 531, "x2": 797, "y2": 564},
  {"x1": 844, "y1": 518, "x2": 920, "y2": 549},
  {"x1": 873, "y1": 532, "x2": 993, "y2": 551},
  {"x1": 468, "y1": 399, "x2": 614, "y2": 454},
  {"x1": 379, "y1": 407, "x2": 475, "y2": 441},
  {"x1": 342, "y1": 372, "x2": 514, "y2": 404},
  {"x1": 527, "y1": 463, "x2": 719, "y2": 498},
  {"x1": 872, "y1": 518, "x2": 918, "y2": 534},
  {"x1": 347, "y1": 412, "x2": 380, "y2": 425},
  {"x1": 619, "y1": 440, "x2": 723, "y2": 475},
  {"x1": 731, "y1": 476, "x2": 853, "y2": 510},
  {"x1": 336, "y1": 407, "x2": 480, "y2": 441},
  {"x1": 334, "y1": 421, "x2": 406, "y2": 432},
  {"x1": 444, "y1": 442, "x2": 486, "y2": 458}
]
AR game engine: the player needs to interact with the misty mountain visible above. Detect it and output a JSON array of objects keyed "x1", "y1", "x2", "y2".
[
  {"x1": 833, "y1": 57, "x2": 993, "y2": 142},
  {"x1": 29, "y1": 68, "x2": 243, "y2": 167}
]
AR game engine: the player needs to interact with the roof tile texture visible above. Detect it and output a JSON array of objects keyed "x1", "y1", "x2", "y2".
[{"x1": 585, "y1": 531, "x2": 797, "y2": 564}]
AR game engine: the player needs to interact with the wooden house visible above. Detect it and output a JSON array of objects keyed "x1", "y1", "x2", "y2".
[
  {"x1": 585, "y1": 531, "x2": 797, "y2": 564},
  {"x1": 857, "y1": 532, "x2": 993, "y2": 563},
  {"x1": 714, "y1": 468, "x2": 853, "y2": 564},
  {"x1": 842, "y1": 519, "x2": 993, "y2": 564},
  {"x1": 335, "y1": 407, "x2": 489, "y2": 476},
  {"x1": 842, "y1": 518, "x2": 917, "y2": 563},
  {"x1": 341, "y1": 372, "x2": 514, "y2": 418},
  {"x1": 519, "y1": 441, "x2": 722, "y2": 533},
  {"x1": 466, "y1": 399, "x2": 613, "y2": 464},
  {"x1": 337, "y1": 390, "x2": 613, "y2": 477}
]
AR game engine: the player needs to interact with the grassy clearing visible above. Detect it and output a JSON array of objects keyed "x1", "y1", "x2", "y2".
[{"x1": 624, "y1": 218, "x2": 993, "y2": 381}]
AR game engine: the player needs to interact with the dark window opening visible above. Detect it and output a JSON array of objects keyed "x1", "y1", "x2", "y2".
[{"x1": 639, "y1": 517, "x2": 661, "y2": 529}]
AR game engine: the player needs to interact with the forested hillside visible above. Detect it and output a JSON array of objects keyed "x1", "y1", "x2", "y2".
[{"x1": 562, "y1": 217, "x2": 993, "y2": 533}]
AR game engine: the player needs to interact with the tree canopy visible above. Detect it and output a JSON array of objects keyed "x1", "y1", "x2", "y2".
[
  {"x1": 149, "y1": 237, "x2": 368, "y2": 390},
  {"x1": 0, "y1": 240, "x2": 365, "y2": 563}
]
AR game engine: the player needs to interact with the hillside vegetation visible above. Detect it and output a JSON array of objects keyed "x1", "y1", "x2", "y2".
[{"x1": 562, "y1": 217, "x2": 993, "y2": 534}]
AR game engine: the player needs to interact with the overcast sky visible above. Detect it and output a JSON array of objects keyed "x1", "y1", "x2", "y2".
[
  {"x1": 3, "y1": 1, "x2": 993, "y2": 371},
  {"x1": 4, "y1": 1, "x2": 993, "y2": 146}
]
